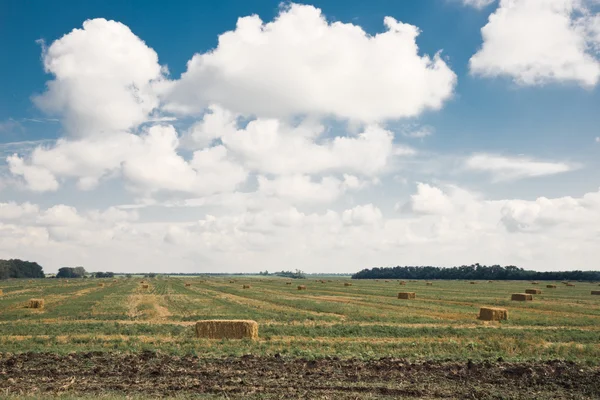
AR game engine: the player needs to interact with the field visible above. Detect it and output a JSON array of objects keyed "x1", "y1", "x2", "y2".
[{"x1": 1, "y1": 277, "x2": 599, "y2": 399}]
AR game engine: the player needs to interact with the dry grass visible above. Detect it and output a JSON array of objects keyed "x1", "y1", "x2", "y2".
[
  {"x1": 525, "y1": 289, "x2": 542, "y2": 295},
  {"x1": 194, "y1": 320, "x2": 258, "y2": 340},
  {"x1": 398, "y1": 292, "x2": 416, "y2": 300},
  {"x1": 478, "y1": 307, "x2": 508, "y2": 321},
  {"x1": 97, "y1": 283, "x2": 105, "y2": 287},
  {"x1": 511, "y1": 293, "x2": 533, "y2": 301},
  {"x1": 0, "y1": 289, "x2": 2, "y2": 296},
  {"x1": 28, "y1": 299, "x2": 44, "y2": 309}
]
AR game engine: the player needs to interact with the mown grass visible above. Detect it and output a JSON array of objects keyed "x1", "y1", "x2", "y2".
[{"x1": 1, "y1": 277, "x2": 599, "y2": 363}]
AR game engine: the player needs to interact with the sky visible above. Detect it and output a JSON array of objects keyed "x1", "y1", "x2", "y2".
[{"x1": 0, "y1": 0, "x2": 599, "y2": 274}]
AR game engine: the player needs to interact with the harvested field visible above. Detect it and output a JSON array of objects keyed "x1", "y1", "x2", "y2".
[{"x1": 2, "y1": 277, "x2": 600, "y2": 398}]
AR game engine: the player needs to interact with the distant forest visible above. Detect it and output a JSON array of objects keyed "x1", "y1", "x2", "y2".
[
  {"x1": 0, "y1": 259, "x2": 45, "y2": 280},
  {"x1": 352, "y1": 264, "x2": 600, "y2": 281}
]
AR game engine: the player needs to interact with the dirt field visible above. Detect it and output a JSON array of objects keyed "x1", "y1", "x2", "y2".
[{"x1": 1, "y1": 352, "x2": 599, "y2": 399}]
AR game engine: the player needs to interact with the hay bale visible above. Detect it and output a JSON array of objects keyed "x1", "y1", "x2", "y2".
[
  {"x1": 285, "y1": 282, "x2": 292, "y2": 285},
  {"x1": 297, "y1": 285, "x2": 307, "y2": 290},
  {"x1": 28, "y1": 299, "x2": 44, "y2": 309},
  {"x1": 243, "y1": 285, "x2": 251, "y2": 289},
  {"x1": 399, "y1": 281, "x2": 406, "y2": 285},
  {"x1": 591, "y1": 291, "x2": 600, "y2": 296},
  {"x1": 385, "y1": 280, "x2": 390, "y2": 282},
  {"x1": 398, "y1": 292, "x2": 416, "y2": 299},
  {"x1": 344, "y1": 283, "x2": 352, "y2": 287},
  {"x1": 547, "y1": 285, "x2": 557, "y2": 289},
  {"x1": 229, "y1": 280, "x2": 235, "y2": 284},
  {"x1": 511, "y1": 293, "x2": 533, "y2": 301},
  {"x1": 525, "y1": 289, "x2": 541, "y2": 295},
  {"x1": 479, "y1": 307, "x2": 508, "y2": 321},
  {"x1": 567, "y1": 283, "x2": 575, "y2": 287},
  {"x1": 142, "y1": 284, "x2": 149, "y2": 289},
  {"x1": 97, "y1": 283, "x2": 105, "y2": 287},
  {"x1": 470, "y1": 282, "x2": 477, "y2": 284},
  {"x1": 185, "y1": 283, "x2": 191, "y2": 287},
  {"x1": 0, "y1": 289, "x2": 3, "y2": 296},
  {"x1": 531, "y1": 282, "x2": 539, "y2": 285},
  {"x1": 327, "y1": 280, "x2": 332, "y2": 282},
  {"x1": 195, "y1": 320, "x2": 258, "y2": 340},
  {"x1": 426, "y1": 282, "x2": 433, "y2": 286},
  {"x1": 113, "y1": 279, "x2": 118, "y2": 283},
  {"x1": 488, "y1": 280, "x2": 493, "y2": 283}
]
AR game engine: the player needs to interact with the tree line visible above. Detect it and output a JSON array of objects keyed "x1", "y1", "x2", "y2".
[
  {"x1": 0, "y1": 259, "x2": 45, "y2": 279},
  {"x1": 352, "y1": 264, "x2": 600, "y2": 281}
]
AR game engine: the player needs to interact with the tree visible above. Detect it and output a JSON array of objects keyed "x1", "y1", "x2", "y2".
[
  {"x1": 56, "y1": 267, "x2": 87, "y2": 279},
  {"x1": 0, "y1": 259, "x2": 45, "y2": 280}
]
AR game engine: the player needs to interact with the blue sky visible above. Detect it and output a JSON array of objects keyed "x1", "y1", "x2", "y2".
[{"x1": 0, "y1": 0, "x2": 599, "y2": 273}]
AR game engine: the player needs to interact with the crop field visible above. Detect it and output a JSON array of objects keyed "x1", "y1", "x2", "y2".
[{"x1": 1, "y1": 277, "x2": 599, "y2": 399}]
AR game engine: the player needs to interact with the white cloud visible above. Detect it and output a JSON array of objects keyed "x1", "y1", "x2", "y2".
[
  {"x1": 162, "y1": 3, "x2": 456, "y2": 122},
  {"x1": 464, "y1": 153, "x2": 576, "y2": 181},
  {"x1": 595, "y1": 136, "x2": 600, "y2": 143},
  {"x1": 470, "y1": 0, "x2": 600, "y2": 87},
  {"x1": 221, "y1": 119, "x2": 397, "y2": 176},
  {"x1": 0, "y1": 202, "x2": 39, "y2": 221},
  {"x1": 342, "y1": 204, "x2": 383, "y2": 225},
  {"x1": 34, "y1": 18, "x2": 165, "y2": 137},
  {"x1": 401, "y1": 124, "x2": 434, "y2": 139},
  {"x1": 257, "y1": 174, "x2": 359, "y2": 204},
  {"x1": 462, "y1": 0, "x2": 496, "y2": 9},
  {"x1": 7, "y1": 154, "x2": 59, "y2": 192}
]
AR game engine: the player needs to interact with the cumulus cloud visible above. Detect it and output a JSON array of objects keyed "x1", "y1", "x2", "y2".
[
  {"x1": 470, "y1": 0, "x2": 600, "y2": 87},
  {"x1": 162, "y1": 3, "x2": 457, "y2": 122},
  {"x1": 34, "y1": 18, "x2": 165, "y2": 137},
  {"x1": 464, "y1": 153, "x2": 576, "y2": 181},
  {"x1": 257, "y1": 174, "x2": 367, "y2": 204}
]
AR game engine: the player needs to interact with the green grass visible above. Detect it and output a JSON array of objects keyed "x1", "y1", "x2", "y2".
[{"x1": 1, "y1": 277, "x2": 599, "y2": 363}]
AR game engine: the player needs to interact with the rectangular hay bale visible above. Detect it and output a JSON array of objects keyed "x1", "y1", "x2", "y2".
[
  {"x1": 478, "y1": 307, "x2": 508, "y2": 321},
  {"x1": 195, "y1": 320, "x2": 258, "y2": 340},
  {"x1": 398, "y1": 292, "x2": 416, "y2": 299},
  {"x1": 243, "y1": 285, "x2": 251, "y2": 289},
  {"x1": 547, "y1": 285, "x2": 557, "y2": 289},
  {"x1": 525, "y1": 289, "x2": 541, "y2": 294},
  {"x1": 297, "y1": 285, "x2": 307, "y2": 290},
  {"x1": 142, "y1": 284, "x2": 149, "y2": 289},
  {"x1": 285, "y1": 282, "x2": 292, "y2": 285},
  {"x1": 185, "y1": 283, "x2": 191, "y2": 287},
  {"x1": 0, "y1": 289, "x2": 3, "y2": 296},
  {"x1": 591, "y1": 291, "x2": 600, "y2": 295},
  {"x1": 511, "y1": 293, "x2": 533, "y2": 301},
  {"x1": 344, "y1": 283, "x2": 352, "y2": 286},
  {"x1": 98, "y1": 283, "x2": 105, "y2": 287},
  {"x1": 28, "y1": 299, "x2": 44, "y2": 309},
  {"x1": 426, "y1": 282, "x2": 433, "y2": 286}
]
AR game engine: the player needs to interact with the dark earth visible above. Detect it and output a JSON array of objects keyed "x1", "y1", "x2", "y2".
[{"x1": 1, "y1": 352, "x2": 599, "y2": 399}]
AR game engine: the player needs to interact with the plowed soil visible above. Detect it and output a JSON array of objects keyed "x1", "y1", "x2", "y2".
[{"x1": 0, "y1": 352, "x2": 599, "y2": 399}]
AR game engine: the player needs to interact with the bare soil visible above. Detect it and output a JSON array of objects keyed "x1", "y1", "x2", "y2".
[{"x1": 0, "y1": 352, "x2": 598, "y2": 399}]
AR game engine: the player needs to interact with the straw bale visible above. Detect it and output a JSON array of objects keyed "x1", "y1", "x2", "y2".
[
  {"x1": 546, "y1": 285, "x2": 557, "y2": 289},
  {"x1": 243, "y1": 285, "x2": 251, "y2": 289},
  {"x1": 344, "y1": 283, "x2": 352, "y2": 287},
  {"x1": 142, "y1": 284, "x2": 149, "y2": 289},
  {"x1": 28, "y1": 299, "x2": 44, "y2": 309},
  {"x1": 297, "y1": 285, "x2": 307, "y2": 290},
  {"x1": 511, "y1": 293, "x2": 533, "y2": 301},
  {"x1": 479, "y1": 307, "x2": 508, "y2": 321},
  {"x1": 398, "y1": 292, "x2": 416, "y2": 299},
  {"x1": 426, "y1": 282, "x2": 433, "y2": 286},
  {"x1": 525, "y1": 289, "x2": 541, "y2": 294},
  {"x1": 185, "y1": 283, "x2": 191, "y2": 287},
  {"x1": 195, "y1": 320, "x2": 258, "y2": 340},
  {"x1": 285, "y1": 282, "x2": 292, "y2": 285},
  {"x1": 98, "y1": 283, "x2": 105, "y2": 287},
  {"x1": 591, "y1": 291, "x2": 600, "y2": 295}
]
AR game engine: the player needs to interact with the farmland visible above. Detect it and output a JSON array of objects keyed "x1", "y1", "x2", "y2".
[{"x1": 1, "y1": 277, "x2": 599, "y2": 398}]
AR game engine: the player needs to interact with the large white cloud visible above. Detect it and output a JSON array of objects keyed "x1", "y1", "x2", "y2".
[
  {"x1": 470, "y1": 0, "x2": 600, "y2": 86},
  {"x1": 162, "y1": 3, "x2": 457, "y2": 122},
  {"x1": 34, "y1": 18, "x2": 165, "y2": 137}
]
